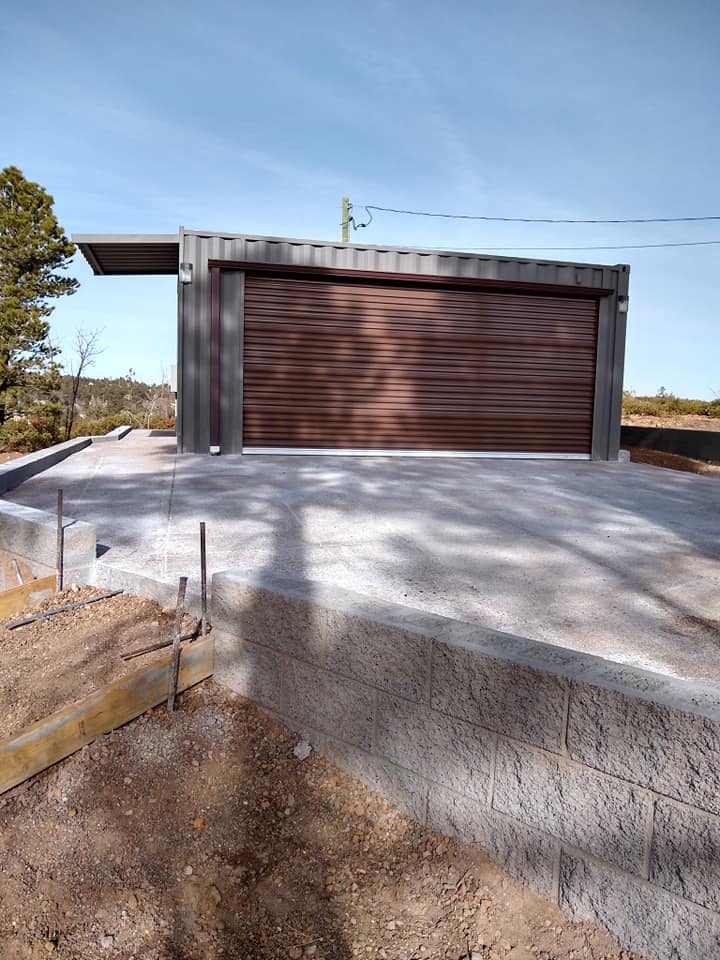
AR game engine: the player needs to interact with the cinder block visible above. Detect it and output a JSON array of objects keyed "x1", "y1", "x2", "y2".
[
  {"x1": 650, "y1": 799, "x2": 720, "y2": 912},
  {"x1": 91, "y1": 425, "x2": 132, "y2": 441},
  {"x1": 431, "y1": 638, "x2": 568, "y2": 752},
  {"x1": 427, "y1": 783, "x2": 559, "y2": 899},
  {"x1": 375, "y1": 695, "x2": 493, "y2": 803},
  {"x1": 0, "y1": 437, "x2": 92, "y2": 495},
  {"x1": 281, "y1": 658, "x2": 375, "y2": 751},
  {"x1": 211, "y1": 575, "x2": 324, "y2": 664},
  {"x1": 322, "y1": 606, "x2": 430, "y2": 702},
  {"x1": 211, "y1": 571, "x2": 430, "y2": 700},
  {"x1": 297, "y1": 729, "x2": 429, "y2": 823},
  {"x1": 94, "y1": 565, "x2": 199, "y2": 613},
  {"x1": 560, "y1": 851, "x2": 720, "y2": 960},
  {"x1": 493, "y1": 739, "x2": 649, "y2": 874},
  {"x1": 568, "y1": 682, "x2": 720, "y2": 815},
  {"x1": 214, "y1": 630, "x2": 283, "y2": 713},
  {"x1": 0, "y1": 500, "x2": 96, "y2": 577}
]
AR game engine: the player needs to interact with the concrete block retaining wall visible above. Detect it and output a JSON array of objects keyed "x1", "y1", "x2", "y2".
[
  {"x1": 0, "y1": 500, "x2": 96, "y2": 583},
  {"x1": 90, "y1": 425, "x2": 132, "y2": 443},
  {"x1": 0, "y1": 438, "x2": 92, "y2": 496},
  {"x1": 211, "y1": 568, "x2": 720, "y2": 960},
  {"x1": 93, "y1": 562, "x2": 204, "y2": 617},
  {"x1": 0, "y1": 426, "x2": 132, "y2": 497},
  {"x1": 621, "y1": 424, "x2": 720, "y2": 461}
]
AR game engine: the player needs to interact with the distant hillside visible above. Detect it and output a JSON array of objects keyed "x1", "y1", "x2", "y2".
[
  {"x1": 0, "y1": 375, "x2": 175, "y2": 453},
  {"x1": 60, "y1": 374, "x2": 174, "y2": 423}
]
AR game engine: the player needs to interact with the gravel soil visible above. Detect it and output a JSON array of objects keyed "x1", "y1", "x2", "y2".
[
  {"x1": 623, "y1": 414, "x2": 720, "y2": 431},
  {"x1": 0, "y1": 588, "x2": 194, "y2": 741},
  {"x1": 0, "y1": 681, "x2": 641, "y2": 960}
]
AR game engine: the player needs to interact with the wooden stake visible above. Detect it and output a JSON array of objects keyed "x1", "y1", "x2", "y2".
[
  {"x1": 200, "y1": 522, "x2": 208, "y2": 636},
  {"x1": 0, "y1": 636, "x2": 214, "y2": 797},
  {"x1": 0, "y1": 575, "x2": 56, "y2": 621},
  {"x1": 167, "y1": 576, "x2": 188, "y2": 712},
  {"x1": 56, "y1": 489, "x2": 64, "y2": 592}
]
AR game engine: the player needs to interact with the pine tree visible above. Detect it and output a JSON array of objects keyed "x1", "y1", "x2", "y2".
[{"x1": 0, "y1": 166, "x2": 78, "y2": 423}]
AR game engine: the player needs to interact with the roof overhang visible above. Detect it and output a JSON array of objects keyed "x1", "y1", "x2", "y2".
[{"x1": 73, "y1": 234, "x2": 179, "y2": 275}]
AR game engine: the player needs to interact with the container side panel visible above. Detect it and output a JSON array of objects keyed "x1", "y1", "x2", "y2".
[
  {"x1": 181, "y1": 234, "x2": 211, "y2": 453},
  {"x1": 220, "y1": 270, "x2": 245, "y2": 454}
]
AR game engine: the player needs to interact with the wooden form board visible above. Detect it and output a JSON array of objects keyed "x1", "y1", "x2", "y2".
[
  {"x1": 0, "y1": 574, "x2": 56, "y2": 620},
  {"x1": 0, "y1": 636, "x2": 214, "y2": 796}
]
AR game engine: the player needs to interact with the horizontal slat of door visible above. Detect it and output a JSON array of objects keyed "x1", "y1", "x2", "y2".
[{"x1": 243, "y1": 277, "x2": 598, "y2": 452}]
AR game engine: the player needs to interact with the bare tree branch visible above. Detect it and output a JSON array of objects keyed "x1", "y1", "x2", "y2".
[{"x1": 64, "y1": 328, "x2": 104, "y2": 440}]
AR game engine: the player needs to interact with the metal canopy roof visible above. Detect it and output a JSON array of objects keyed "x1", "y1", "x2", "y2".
[
  {"x1": 74, "y1": 229, "x2": 629, "y2": 278},
  {"x1": 73, "y1": 234, "x2": 179, "y2": 275}
]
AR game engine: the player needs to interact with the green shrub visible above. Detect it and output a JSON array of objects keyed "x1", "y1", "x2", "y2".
[
  {"x1": 70, "y1": 413, "x2": 176, "y2": 437},
  {"x1": 70, "y1": 412, "x2": 137, "y2": 437},
  {"x1": 149, "y1": 416, "x2": 175, "y2": 430},
  {"x1": 622, "y1": 391, "x2": 720, "y2": 418},
  {"x1": 0, "y1": 418, "x2": 56, "y2": 453}
]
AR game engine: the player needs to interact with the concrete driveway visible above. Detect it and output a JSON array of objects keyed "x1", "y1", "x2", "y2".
[{"x1": 5, "y1": 430, "x2": 720, "y2": 681}]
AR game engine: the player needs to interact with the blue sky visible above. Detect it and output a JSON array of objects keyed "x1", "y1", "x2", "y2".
[{"x1": 1, "y1": 0, "x2": 718, "y2": 396}]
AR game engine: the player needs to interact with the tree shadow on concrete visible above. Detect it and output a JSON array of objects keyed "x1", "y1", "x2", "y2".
[{"x1": 1, "y1": 279, "x2": 712, "y2": 957}]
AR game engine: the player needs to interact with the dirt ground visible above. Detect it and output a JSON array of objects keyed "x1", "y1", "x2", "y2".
[
  {"x1": 0, "y1": 679, "x2": 640, "y2": 960},
  {"x1": 625, "y1": 445, "x2": 720, "y2": 477},
  {"x1": 0, "y1": 591, "x2": 640, "y2": 959},
  {"x1": 0, "y1": 588, "x2": 195, "y2": 740},
  {"x1": 622, "y1": 414, "x2": 720, "y2": 431},
  {"x1": 622, "y1": 414, "x2": 720, "y2": 476}
]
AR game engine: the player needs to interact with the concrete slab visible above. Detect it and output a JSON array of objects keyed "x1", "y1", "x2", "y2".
[{"x1": 3, "y1": 430, "x2": 719, "y2": 681}]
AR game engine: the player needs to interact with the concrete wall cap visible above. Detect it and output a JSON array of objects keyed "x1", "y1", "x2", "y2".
[{"x1": 212, "y1": 568, "x2": 720, "y2": 725}]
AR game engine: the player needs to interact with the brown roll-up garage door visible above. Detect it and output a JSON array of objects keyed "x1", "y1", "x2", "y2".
[{"x1": 242, "y1": 275, "x2": 598, "y2": 453}]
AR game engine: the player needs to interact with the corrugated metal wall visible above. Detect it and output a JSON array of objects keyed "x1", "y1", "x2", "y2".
[
  {"x1": 189, "y1": 230, "x2": 625, "y2": 287},
  {"x1": 178, "y1": 230, "x2": 629, "y2": 458}
]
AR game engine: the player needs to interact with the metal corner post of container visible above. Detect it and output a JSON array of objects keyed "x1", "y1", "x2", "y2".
[
  {"x1": 176, "y1": 226, "x2": 186, "y2": 454},
  {"x1": 209, "y1": 266, "x2": 221, "y2": 455},
  {"x1": 590, "y1": 265, "x2": 630, "y2": 461}
]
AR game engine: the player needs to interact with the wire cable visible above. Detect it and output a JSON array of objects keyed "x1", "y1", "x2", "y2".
[
  {"x1": 355, "y1": 204, "x2": 720, "y2": 225},
  {"x1": 437, "y1": 239, "x2": 720, "y2": 252}
]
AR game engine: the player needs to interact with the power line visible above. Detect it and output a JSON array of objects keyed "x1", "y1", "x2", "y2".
[
  {"x1": 445, "y1": 239, "x2": 720, "y2": 252},
  {"x1": 339, "y1": 198, "x2": 720, "y2": 251},
  {"x1": 355, "y1": 204, "x2": 720, "y2": 225}
]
